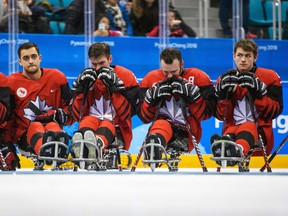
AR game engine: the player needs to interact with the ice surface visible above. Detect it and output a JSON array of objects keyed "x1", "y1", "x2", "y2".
[{"x1": 0, "y1": 168, "x2": 288, "y2": 216}]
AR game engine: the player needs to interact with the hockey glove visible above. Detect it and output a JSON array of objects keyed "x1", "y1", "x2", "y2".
[
  {"x1": 97, "y1": 67, "x2": 125, "y2": 92},
  {"x1": 72, "y1": 68, "x2": 97, "y2": 94},
  {"x1": 35, "y1": 108, "x2": 68, "y2": 126},
  {"x1": 215, "y1": 69, "x2": 238, "y2": 100},
  {"x1": 238, "y1": 72, "x2": 267, "y2": 99},
  {"x1": 0, "y1": 143, "x2": 20, "y2": 171},
  {"x1": 171, "y1": 77, "x2": 201, "y2": 104},
  {"x1": 144, "y1": 78, "x2": 172, "y2": 106}
]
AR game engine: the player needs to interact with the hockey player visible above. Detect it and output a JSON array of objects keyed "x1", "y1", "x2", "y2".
[
  {"x1": 0, "y1": 72, "x2": 19, "y2": 170},
  {"x1": 137, "y1": 47, "x2": 215, "y2": 166},
  {"x1": 71, "y1": 42, "x2": 139, "y2": 169},
  {"x1": 212, "y1": 38, "x2": 283, "y2": 166},
  {"x1": 3, "y1": 42, "x2": 74, "y2": 169}
]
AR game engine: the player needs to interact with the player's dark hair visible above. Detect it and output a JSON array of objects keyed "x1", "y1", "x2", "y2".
[
  {"x1": 18, "y1": 42, "x2": 40, "y2": 58},
  {"x1": 160, "y1": 48, "x2": 182, "y2": 64},
  {"x1": 234, "y1": 38, "x2": 258, "y2": 57},
  {"x1": 88, "y1": 42, "x2": 110, "y2": 59}
]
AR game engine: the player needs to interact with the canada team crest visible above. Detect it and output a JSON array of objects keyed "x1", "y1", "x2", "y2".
[{"x1": 23, "y1": 96, "x2": 52, "y2": 121}]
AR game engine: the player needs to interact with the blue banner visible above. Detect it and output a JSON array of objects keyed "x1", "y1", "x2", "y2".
[{"x1": 0, "y1": 34, "x2": 287, "y2": 154}]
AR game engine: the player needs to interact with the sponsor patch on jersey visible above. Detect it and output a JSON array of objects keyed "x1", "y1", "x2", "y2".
[{"x1": 16, "y1": 87, "x2": 27, "y2": 98}]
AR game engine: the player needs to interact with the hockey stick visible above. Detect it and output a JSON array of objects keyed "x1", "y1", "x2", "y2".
[
  {"x1": 180, "y1": 98, "x2": 208, "y2": 172},
  {"x1": 213, "y1": 87, "x2": 235, "y2": 172},
  {"x1": 130, "y1": 130, "x2": 148, "y2": 172},
  {"x1": 108, "y1": 88, "x2": 122, "y2": 172},
  {"x1": 131, "y1": 99, "x2": 162, "y2": 172},
  {"x1": 79, "y1": 81, "x2": 90, "y2": 122},
  {"x1": 0, "y1": 149, "x2": 8, "y2": 171},
  {"x1": 247, "y1": 93, "x2": 271, "y2": 172},
  {"x1": 260, "y1": 135, "x2": 288, "y2": 172},
  {"x1": 222, "y1": 87, "x2": 234, "y2": 134}
]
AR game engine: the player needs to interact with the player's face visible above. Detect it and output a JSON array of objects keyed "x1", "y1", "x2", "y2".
[
  {"x1": 233, "y1": 47, "x2": 257, "y2": 72},
  {"x1": 90, "y1": 55, "x2": 112, "y2": 71},
  {"x1": 19, "y1": 47, "x2": 41, "y2": 77},
  {"x1": 161, "y1": 59, "x2": 183, "y2": 78}
]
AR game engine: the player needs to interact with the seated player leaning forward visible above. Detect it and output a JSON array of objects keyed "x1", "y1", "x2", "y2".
[
  {"x1": 212, "y1": 38, "x2": 283, "y2": 166},
  {"x1": 137, "y1": 47, "x2": 215, "y2": 162},
  {"x1": 70, "y1": 42, "x2": 139, "y2": 166}
]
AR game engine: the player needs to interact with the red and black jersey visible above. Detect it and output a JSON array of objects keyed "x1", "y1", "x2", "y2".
[
  {"x1": 71, "y1": 65, "x2": 139, "y2": 150},
  {"x1": 6, "y1": 68, "x2": 73, "y2": 143},
  {"x1": 215, "y1": 66, "x2": 283, "y2": 155},
  {"x1": 139, "y1": 68, "x2": 215, "y2": 150},
  {"x1": 0, "y1": 72, "x2": 10, "y2": 125}
]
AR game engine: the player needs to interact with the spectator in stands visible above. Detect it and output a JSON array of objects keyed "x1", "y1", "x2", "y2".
[
  {"x1": 147, "y1": 9, "x2": 196, "y2": 37},
  {"x1": 219, "y1": 0, "x2": 257, "y2": 38},
  {"x1": 94, "y1": 14, "x2": 123, "y2": 36},
  {"x1": 104, "y1": 0, "x2": 133, "y2": 36},
  {"x1": 129, "y1": 0, "x2": 159, "y2": 36},
  {"x1": 25, "y1": 0, "x2": 52, "y2": 34},
  {"x1": 0, "y1": 0, "x2": 6, "y2": 22},
  {"x1": 64, "y1": 0, "x2": 107, "y2": 34},
  {"x1": 120, "y1": 0, "x2": 133, "y2": 14},
  {"x1": 0, "y1": 0, "x2": 34, "y2": 33},
  {"x1": 27, "y1": 0, "x2": 46, "y2": 17}
]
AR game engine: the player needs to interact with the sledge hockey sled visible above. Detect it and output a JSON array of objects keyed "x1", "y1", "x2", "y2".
[
  {"x1": 16, "y1": 140, "x2": 70, "y2": 171},
  {"x1": 37, "y1": 141, "x2": 69, "y2": 170},
  {"x1": 210, "y1": 140, "x2": 245, "y2": 172},
  {"x1": 141, "y1": 141, "x2": 184, "y2": 172},
  {"x1": 70, "y1": 139, "x2": 108, "y2": 171}
]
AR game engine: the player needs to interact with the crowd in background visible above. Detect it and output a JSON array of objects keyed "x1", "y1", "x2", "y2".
[
  {"x1": 0, "y1": 0, "x2": 288, "y2": 39},
  {"x1": 0, "y1": 0, "x2": 197, "y2": 38}
]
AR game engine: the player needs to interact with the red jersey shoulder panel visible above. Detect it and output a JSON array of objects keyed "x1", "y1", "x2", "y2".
[
  {"x1": 182, "y1": 68, "x2": 212, "y2": 87},
  {"x1": 255, "y1": 67, "x2": 282, "y2": 87},
  {"x1": 140, "y1": 69, "x2": 165, "y2": 88},
  {"x1": 113, "y1": 65, "x2": 138, "y2": 87}
]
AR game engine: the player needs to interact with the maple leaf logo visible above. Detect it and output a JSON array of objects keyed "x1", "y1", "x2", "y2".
[
  {"x1": 233, "y1": 95, "x2": 259, "y2": 125},
  {"x1": 23, "y1": 96, "x2": 53, "y2": 121},
  {"x1": 89, "y1": 96, "x2": 115, "y2": 120},
  {"x1": 159, "y1": 96, "x2": 188, "y2": 124}
]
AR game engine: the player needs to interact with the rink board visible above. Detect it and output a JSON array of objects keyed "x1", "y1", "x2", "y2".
[{"x1": 17, "y1": 154, "x2": 288, "y2": 169}]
